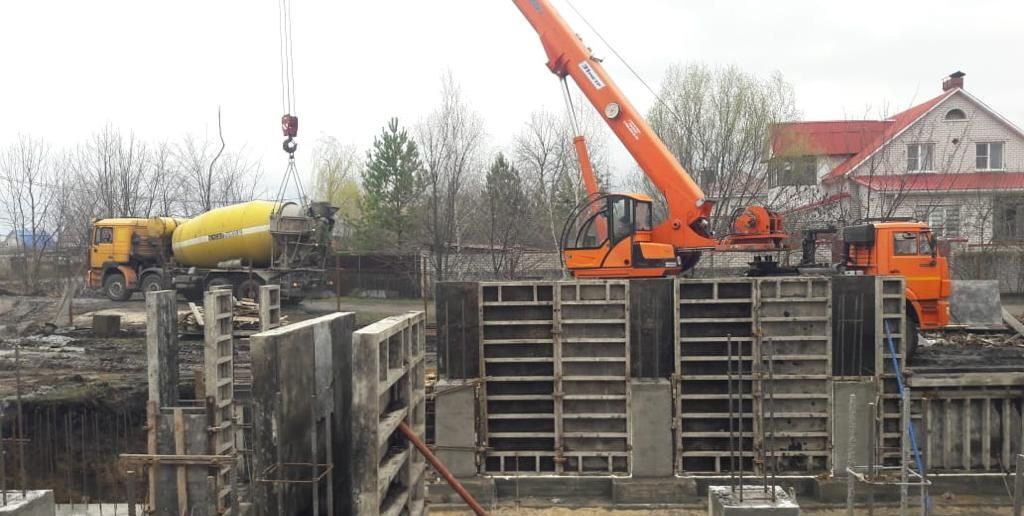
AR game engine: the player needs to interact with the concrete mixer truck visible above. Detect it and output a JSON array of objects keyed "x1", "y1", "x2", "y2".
[{"x1": 86, "y1": 200, "x2": 337, "y2": 302}]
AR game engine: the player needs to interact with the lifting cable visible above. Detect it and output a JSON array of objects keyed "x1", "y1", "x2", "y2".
[
  {"x1": 563, "y1": 0, "x2": 689, "y2": 130},
  {"x1": 274, "y1": 0, "x2": 306, "y2": 206}
]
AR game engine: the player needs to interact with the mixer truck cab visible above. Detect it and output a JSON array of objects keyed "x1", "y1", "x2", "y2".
[
  {"x1": 841, "y1": 221, "x2": 952, "y2": 332},
  {"x1": 86, "y1": 200, "x2": 337, "y2": 303}
]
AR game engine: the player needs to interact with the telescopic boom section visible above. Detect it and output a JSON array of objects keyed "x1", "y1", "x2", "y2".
[{"x1": 512, "y1": 0, "x2": 717, "y2": 250}]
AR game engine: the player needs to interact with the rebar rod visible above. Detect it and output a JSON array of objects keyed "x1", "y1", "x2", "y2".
[
  {"x1": 847, "y1": 393, "x2": 857, "y2": 516},
  {"x1": 738, "y1": 337, "x2": 744, "y2": 502},
  {"x1": 727, "y1": 335, "x2": 736, "y2": 492},
  {"x1": 769, "y1": 339, "x2": 776, "y2": 501}
]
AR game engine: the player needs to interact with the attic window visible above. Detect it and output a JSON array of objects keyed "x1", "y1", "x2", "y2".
[{"x1": 944, "y1": 108, "x2": 967, "y2": 121}]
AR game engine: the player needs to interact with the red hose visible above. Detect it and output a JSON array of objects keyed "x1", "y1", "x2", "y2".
[{"x1": 398, "y1": 421, "x2": 488, "y2": 516}]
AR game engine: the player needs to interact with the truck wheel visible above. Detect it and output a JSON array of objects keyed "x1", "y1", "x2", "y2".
[
  {"x1": 205, "y1": 277, "x2": 231, "y2": 293},
  {"x1": 140, "y1": 274, "x2": 164, "y2": 295},
  {"x1": 235, "y1": 279, "x2": 262, "y2": 301},
  {"x1": 103, "y1": 273, "x2": 133, "y2": 302}
]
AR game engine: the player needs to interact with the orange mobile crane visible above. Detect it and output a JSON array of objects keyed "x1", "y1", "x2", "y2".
[
  {"x1": 510, "y1": 0, "x2": 951, "y2": 330},
  {"x1": 511, "y1": 0, "x2": 787, "y2": 279}
]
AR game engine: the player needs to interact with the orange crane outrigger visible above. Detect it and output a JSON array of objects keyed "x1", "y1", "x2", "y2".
[{"x1": 511, "y1": 0, "x2": 787, "y2": 278}]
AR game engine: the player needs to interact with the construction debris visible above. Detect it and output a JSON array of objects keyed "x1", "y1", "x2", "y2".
[{"x1": 179, "y1": 298, "x2": 288, "y2": 333}]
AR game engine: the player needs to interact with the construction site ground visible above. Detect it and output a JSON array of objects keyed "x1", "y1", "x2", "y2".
[{"x1": 0, "y1": 292, "x2": 429, "y2": 402}]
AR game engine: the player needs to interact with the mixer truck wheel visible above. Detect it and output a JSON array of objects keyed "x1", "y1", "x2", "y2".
[
  {"x1": 103, "y1": 273, "x2": 133, "y2": 302},
  {"x1": 235, "y1": 279, "x2": 262, "y2": 301},
  {"x1": 140, "y1": 274, "x2": 164, "y2": 295}
]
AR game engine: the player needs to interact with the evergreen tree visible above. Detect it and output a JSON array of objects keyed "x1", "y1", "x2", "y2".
[
  {"x1": 361, "y1": 118, "x2": 422, "y2": 250},
  {"x1": 486, "y1": 152, "x2": 527, "y2": 277}
]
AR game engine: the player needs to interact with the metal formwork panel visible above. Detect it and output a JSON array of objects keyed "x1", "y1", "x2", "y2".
[
  {"x1": 479, "y1": 282, "x2": 557, "y2": 474},
  {"x1": 910, "y1": 384, "x2": 1024, "y2": 473},
  {"x1": 558, "y1": 281, "x2": 630, "y2": 474},
  {"x1": 675, "y1": 278, "x2": 756, "y2": 474},
  {"x1": 754, "y1": 277, "x2": 832, "y2": 473},
  {"x1": 875, "y1": 277, "x2": 907, "y2": 466},
  {"x1": 351, "y1": 312, "x2": 428, "y2": 516},
  {"x1": 203, "y1": 289, "x2": 236, "y2": 513},
  {"x1": 479, "y1": 281, "x2": 630, "y2": 475}
]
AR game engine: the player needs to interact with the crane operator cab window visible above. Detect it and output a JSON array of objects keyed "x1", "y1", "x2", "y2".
[{"x1": 610, "y1": 196, "x2": 652, "y2": 243}]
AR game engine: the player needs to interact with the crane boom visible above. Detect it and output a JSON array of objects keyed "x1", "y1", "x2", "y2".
[{"x1": 512, "y1": 0, "x2": 717, "y2": 251}]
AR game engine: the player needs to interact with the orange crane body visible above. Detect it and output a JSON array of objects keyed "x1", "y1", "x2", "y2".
[{"x1": 512, "y1": 0, "x2": 785, "y2": 277}]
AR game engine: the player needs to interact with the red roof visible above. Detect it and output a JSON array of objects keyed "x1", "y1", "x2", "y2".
[
  {"x1": 823, "y1": 90, "x2": 957, "y2": 182},
  {"x1": 852, "y1": 172, "x2": 1024, "y2": 192},
  {"x1": 771, "y1": 121, "x2": 890, "y2": 157}
]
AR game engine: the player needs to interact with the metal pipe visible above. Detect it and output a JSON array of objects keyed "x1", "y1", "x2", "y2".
[{"x1": 398, "y1": 421, "x2": 488, "y2": 516}]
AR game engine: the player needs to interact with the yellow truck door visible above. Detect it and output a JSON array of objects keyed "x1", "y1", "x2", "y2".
[{"x1": 91, "y1": 225, "x2": 116, "y2": 269}]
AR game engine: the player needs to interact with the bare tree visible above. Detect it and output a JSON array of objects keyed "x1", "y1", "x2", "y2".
[
  {"x1": 0, "y1": 136, "x2": 67, "y2": 290},
  {"x1": 644, "y1": 63, "x2": 799, "y2": 234},
  {"x1": 175, "y1": 112, "x2": 262, "y2": 215},
  {"x1": 416, "y1": 72, "x2": 485, "y2": 282}
]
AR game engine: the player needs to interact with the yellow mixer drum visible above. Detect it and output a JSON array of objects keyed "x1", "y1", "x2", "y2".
[{"x1": 171, "y1": 200, "x2": 298, "y2": 268}]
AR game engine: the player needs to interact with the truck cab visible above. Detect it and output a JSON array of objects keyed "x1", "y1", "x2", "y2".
[
  {"x1": 842, "y1": 221, "x2": 951, "y2": 330},
  {"x1": 86, "y1": 218, "x2": 161, "y2": 301}
]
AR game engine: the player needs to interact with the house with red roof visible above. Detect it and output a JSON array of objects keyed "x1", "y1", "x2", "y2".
[{"x1": 769, "y1": 72, "x2": 1024, "y2": 245}]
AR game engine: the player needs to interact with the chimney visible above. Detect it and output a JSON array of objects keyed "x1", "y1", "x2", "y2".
[{"x1": 943, "y1": 71, "x2": 966, "y2": 91}]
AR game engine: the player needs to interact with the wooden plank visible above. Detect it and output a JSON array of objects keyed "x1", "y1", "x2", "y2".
[
  {"x1": 1002, "y1": 307, "x2": 1024, "y2": 337},
  {"x1": 943, "y1": 399, "x2": 952, "y2": 470},
  {"x1": 189, "y1": 302, "x2": 204, "y2": 327},
  {"x1": 174, "y1": 408, "x2": 188, "y2": 516},
  {"x1": 910, "y1": 372, "x2": 1024, "y2": 388}
]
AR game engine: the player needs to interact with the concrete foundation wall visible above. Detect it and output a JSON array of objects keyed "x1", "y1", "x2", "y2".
[
  {"x1": 0, "y1": 491, "x2": 55, "y2": 516},
  {"x1": 435, "y1": 276, "x2": 1024, "y2": 480}
]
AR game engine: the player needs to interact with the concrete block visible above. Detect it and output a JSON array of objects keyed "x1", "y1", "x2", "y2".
[
  {"x1": 950, "y1": 280, "x2": 1002, "y2": 327},
  {"x1": 93, "y1": 313, "x2": 121, "y2": 338},
  {"x1": 611, "y1": 477, "x2": 697, "y2": 504},
  {"x1": 708, "y1": 486, "x2": 799, "y2": 515},
  {"x1": 0, "y1": 491, "x2": 56, "y2": 516},
  {"x1": 629, "y1": 379, "x2": 674, "y2": 477},
  {"x1": 832, "y1": 381, "x2": 876, "y2": 476},
  {"x1": 434, "y1": 380, "x2": 477, "y2": 477},
  {"x1": 251, "y1": 312, "x2": 355, "y2": 516}
]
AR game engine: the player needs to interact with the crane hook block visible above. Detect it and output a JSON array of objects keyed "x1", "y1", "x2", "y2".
[
  {"x1": 281, "y1": 114, "x2": 299, "y2": 138},
  {"x1": 282, "y1": 137, "x2": 298, "y2": 154}
]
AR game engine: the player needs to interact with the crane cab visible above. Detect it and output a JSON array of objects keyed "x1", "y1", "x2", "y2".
[{"x1": 561, "y1": 193, "x2": 680, "y2": 278}]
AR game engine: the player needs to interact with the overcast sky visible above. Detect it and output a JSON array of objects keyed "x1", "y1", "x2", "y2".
[{"x1": 2, "y1": 0, "x2": 1022, "y2": 194}]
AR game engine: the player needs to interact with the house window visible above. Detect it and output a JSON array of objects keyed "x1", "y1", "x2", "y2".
[
  {"x1": 994, "y1": 198, "x2": 1024, "y2": 241},
  {"x1": 769, "y1": 156, "x2": 816, "y2": 187},
  {"x1": 915, "y1": 205, "x2": 960, "y2": 237},
  {"x1": 944, "y1": 108, "x2": 967, "y2": 121},
  {"x1": 907, "y1": 143, "x2": 935, "y2": 172},
  {"x1": 976, "y1": 142, "x2": 1005, "y2": 170}
]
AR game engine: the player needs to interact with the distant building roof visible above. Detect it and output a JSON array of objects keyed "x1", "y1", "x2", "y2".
[
  {"x1": 851, "y1": 172, "x2": 1024, "y2": 192},
  {"x1": 771, "y1": 121, "x2": 891, "y2": 157}
]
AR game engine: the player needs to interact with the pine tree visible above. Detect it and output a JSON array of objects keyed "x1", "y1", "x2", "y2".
[
  {"x1": 361, "y1": 118, "x2": 422, "y2": 250},
  {"x1": 486, "y1": 153, "x2": 527, "y2": 277}
]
